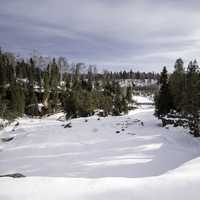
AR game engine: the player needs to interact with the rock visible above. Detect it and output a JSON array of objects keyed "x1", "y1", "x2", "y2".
[
  {"x1": 15, "y1": 122, "x2": 19, "y2": 127},
  {"x1": 0, "y1": 173, "x2": 25, "y2": 178},
  {"x1": 116, "y1": 131, "x2": 120, "y2": 134},
  {"x1": 1, "y1": 137, "x2": 14, "y2": 142},
  {"x1": 64, "y1": 123, "x2": 72, "y2": 128}
]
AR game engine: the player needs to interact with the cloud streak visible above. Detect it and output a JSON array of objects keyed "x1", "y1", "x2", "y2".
[{"x1": 0, "y1": 0, "x2": 200, "y2": 71}]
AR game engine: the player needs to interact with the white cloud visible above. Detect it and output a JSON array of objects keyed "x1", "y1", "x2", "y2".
[{"x1": 0, "y1": 0, "x2": 200, "y2": 71}]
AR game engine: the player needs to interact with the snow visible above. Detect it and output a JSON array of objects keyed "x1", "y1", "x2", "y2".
[
  {"x1": 37, "y1": 103, "x2": 44, "y2": 112},
  {"x1": 119, "y1": 79, "x2": 157, "y2": 87},
  {"x1": 133, "y1": 95, "x2": 153, "y2": 104},
  {"x1": 1, "y1": 161, "x2": 200, "y2": 200},
  {"x1": 0, "y1": 99, "x2": 200, "y2": 199},
  {"x1": 0, "y1": 119, "x2": 9, "y2": 128},
  {"x1": 16, "y1": 78, "x2": 28, "y2": 84}
]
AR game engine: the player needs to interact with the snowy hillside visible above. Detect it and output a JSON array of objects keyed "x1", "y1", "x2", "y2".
[{"x1": 0, "y1": 99, "x2": 200, "y2": 199}]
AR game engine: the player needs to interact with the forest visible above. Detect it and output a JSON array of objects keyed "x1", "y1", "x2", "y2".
[
  {"x1": 1, "y1": 49, "x2": 200, "y2": 137},
  {"x1": 0, "y1": 49, "x2": 158, "y2": 121},
  {"x1": 155, "y1": 58, "x2": 200, "y2": 137}
]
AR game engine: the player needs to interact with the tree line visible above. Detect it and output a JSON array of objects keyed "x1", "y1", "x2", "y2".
[
  {"x1": 101, "y1": 70, "x2": 159, "y2": 81},
  {"x1": 0, "y1": 49, "x2": 137, "y2": 120},
  {"x1": 155, "y1": 58, "x2": 200, "y2": 137}
]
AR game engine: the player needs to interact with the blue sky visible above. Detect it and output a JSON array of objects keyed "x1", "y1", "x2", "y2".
[{"x1": 0, "y1": 0, "x2": 200, "y2": 71}]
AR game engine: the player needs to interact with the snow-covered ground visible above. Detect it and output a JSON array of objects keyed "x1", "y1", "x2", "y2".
[
  {"x1": 0, "y1": 98, "x2": 200, "y2": 199},
  {"x1": 133, "y1": 95, "x2": 153, "y2": 104}
]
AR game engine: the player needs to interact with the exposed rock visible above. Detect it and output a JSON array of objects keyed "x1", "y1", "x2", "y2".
[
  {"x1": 15, "y1": 122, "x2": 19, "y2": 127},
  {"x1": 116, "y1": 131, "x2": 120, "y2": 134},
  {"x1": 0, "y1": 173, "x2": 25, "y2": 178},
  {"x1": 64, "y1": 123, "x2": 72, "y2": 128},
  {"x1": 1, "y1": 137, "x2": 14, "y2": 142}
]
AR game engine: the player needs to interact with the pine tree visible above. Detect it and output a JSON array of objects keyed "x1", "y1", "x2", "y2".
[
  {"x1": 155, "y1": 67, "x2": 173, "y2": 118},
  {"x1": 0, "y1": 52, "x2": 7, "y2": 95},
  {"x1": 126, "y1": 86, "x2": 133, "y2": 103},
  {"x1": 169, "y1": 58, "x2": 185, "y2": 112},
  {"x1": 87, "y1": 65, "x2": 94, "y2": 91},
  {"x1": 10, "y1": 82, "x2": 25, "y2": 117},
  {"x1": 64, "y1": 90, "x2": 80, "y2": 119},
  {"x1": 27, "y1": 58, "x2": 35, "y2": 86},
  {"x1": 43, "y1": 70, "x2": 50, "y2": 109},
  {"x1": 49, "y1": 58, "x2": 60, "y2": 112},
  {"x1": 182, "y1": 60, "x2": 200, "y2": 137},
  {"x1": 0, "y1": 95, "x2": 7, "y2": 119},
  {"x1": 25, "y1": 85, "x2": 38, "y2": 116},
  {"x1": 121, "y1": 97, "x2": 128, "y2": 114},
  {"x1": 50, "y1": 58, "x2": 60, "y2": 89},
  {"x1": 71, "y1": 63, "x2": 82, "y2": 90},
  {"x1": 113, "y1": 94, "x2": 122, "y2": 116},
  {"x1": 35, "y1": 67, "x2": 42, "y2": 89},
  {"x1": 100, "y1": 95, "x2": 113, "y2": 116}
]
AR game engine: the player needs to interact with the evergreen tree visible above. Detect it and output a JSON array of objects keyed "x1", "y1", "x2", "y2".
[
  {"x1": 121, "y1": 97, "x2": 128, "y2": 114},
  {"x1": 0, "y1": 52, "x2": 7, "y2": 95},
  {"x1": 35, "y1": 67, "x2": 42, "y2": 89},
  {"x1": 100, "y1": 95, "x2": 113, "y2": 116},
  {"x1": 49, "y1": 58, "x2": 60, "y2": 112},
  {"x1": 113, "y1": 94, "x2": 122, "y2": 116},
  {"x1": 0, "y1": 95, "x2": 7, "y2": 119},
  {"x1": 126, "y1": 86, "x2": 133, "y2": 103},
  {"x1": 43, "y1": 70, "x2": 50, "y2": 109},
  {"x1": 10, "y1": 82, "x2": 25, "y2": 117},
  {"x1": 25, "y1": 85, "x2": 38, "y2": 116},
  {"x1": 50, "y1": 58, "x2": 60, "y2": 89},
  {"x1": 87, "y1": 65, "x2": 94, "y2": 91},
  {"x1": 155, "y1": 67, "x2": 173, "y2": 118},
  {"x1": 182, "y1": 60, "x2": 200, "y2": 137},
  {"x1": 27, "y1": 58, "x2": 35, "y2": 86},
  {"x1": 169, "y1": 58, "x2": 185, "y2": 112},
  {"x1": 64, "y1": 88, "x2": 97, "y2": 119}
]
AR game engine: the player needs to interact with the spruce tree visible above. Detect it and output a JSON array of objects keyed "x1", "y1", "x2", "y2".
[
  {"x1": 49, "y1": 58, "x2": 60, "y2": 112},
  {"x1": 25, "y1": 85, "x2": 38, "y2": 116},
  {"x1": 126, "y1": 86, "x2": 133, "y2": 103},
  {"x1": 0, "y1": 52, "x2": 7, "y2": 95},
  {"x1": 155, "y1": 67, "x2": 173, "y2": 118},
  {"x1": 28, "y1": 58, "x2": 35, "y2": 86},
  {"x1": 113, "y1": 94, "x2": 122, "y2": 116},
  {"x1": 169, "y1": 58, "x2": 185, "y2": 112},
  {"x1": 10, "y1": 82, "x2": 25, "y2": 117},
  {"x1": 43, "y1": 70, "x2": 50, "y2": 109},
  {"x1": 100, "y1": 95, "x2": 113, "y2": 116},
  {"x1": 183, "y1": 60, "x2": 200, "y2": 137}
]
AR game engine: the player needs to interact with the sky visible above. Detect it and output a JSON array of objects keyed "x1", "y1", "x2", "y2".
[{"x1": 0, "y1": 0, "x2": 200, "y2": 72}]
